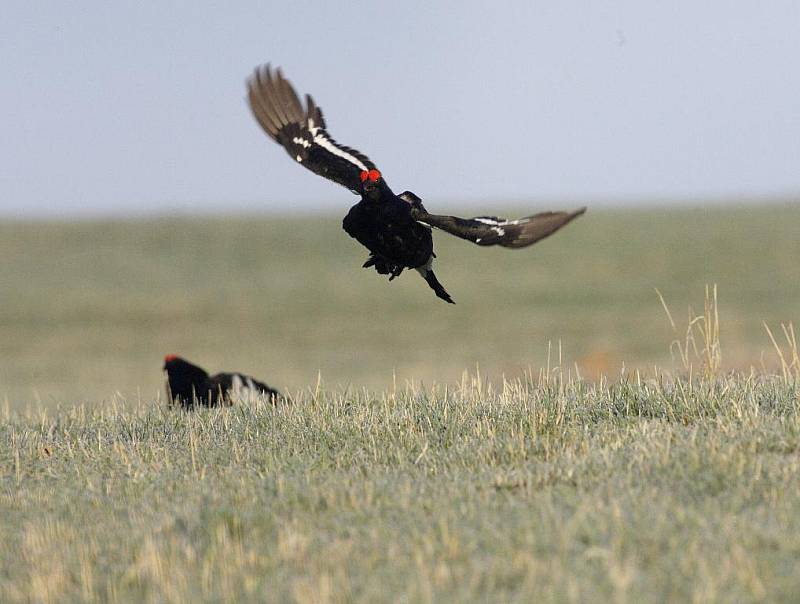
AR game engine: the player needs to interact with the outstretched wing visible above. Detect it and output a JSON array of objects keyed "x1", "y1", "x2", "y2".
[
  {"x1": 247, "y1": 64, "x2": 377, "y2": 194},
  {"x1": 408, "y1": 200, "x2": 586, "y2": 249}
]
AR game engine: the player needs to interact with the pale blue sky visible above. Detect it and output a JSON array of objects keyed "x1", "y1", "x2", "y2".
[{"x1": 2, "y1": 1, "x2": 799, "y2": 217}]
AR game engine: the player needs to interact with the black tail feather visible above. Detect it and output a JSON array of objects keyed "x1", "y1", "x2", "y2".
[{"x1": 421, "y1": 268, "x2": 454, "y2": 304}]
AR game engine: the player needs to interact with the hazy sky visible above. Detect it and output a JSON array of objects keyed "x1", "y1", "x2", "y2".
[{"x1": 2, "y1": 1, "x2": 799, "y2": 217}]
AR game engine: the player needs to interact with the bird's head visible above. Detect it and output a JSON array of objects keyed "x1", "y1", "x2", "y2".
[
  {"x1": 163, "y1": 354, "x2": 209, "y2": 403},
  {"x1": 163, "y1": 354, "x2": 206, "y2": 380},
  {"x1": 163, "y1": 354, "x2": 182, "y2": 372},
  {"x1": 360, "y1": 169, "x2": 384, "y2": 200}
]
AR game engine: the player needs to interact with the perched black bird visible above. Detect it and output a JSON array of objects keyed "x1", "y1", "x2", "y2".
[
  {"x1": 246, "y1": 64, "x2": 585, "y2": 303},
  {"x1": 163, "y1": 355, "x2": 281, "y2": 407}
]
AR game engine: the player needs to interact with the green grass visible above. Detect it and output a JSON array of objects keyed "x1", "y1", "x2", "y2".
[
  {"x1": 1, "y1": 204, "x2": 800, "y2": 601},
  {"x1": 2, "y1": 374, "x2": 800, "y2": 602}
]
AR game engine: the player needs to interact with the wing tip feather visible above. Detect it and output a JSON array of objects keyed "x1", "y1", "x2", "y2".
[{"x1": 245, "y1": 62, "x2": 378, "y2": 191}]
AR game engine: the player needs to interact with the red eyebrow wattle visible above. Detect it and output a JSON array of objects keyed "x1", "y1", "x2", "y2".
[
  {"x1": 368, "y1": 169, "x2": 381, "y2": 182},
  {"x1": 359, "y1": 171, "x2": 369, "y2": 182}
]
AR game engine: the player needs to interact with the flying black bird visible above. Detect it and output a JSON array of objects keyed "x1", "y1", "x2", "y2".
[
  {"x1": 163, "y1": 355, "x2": 281, "y2": 407},
  {"x1": 246, "y1": 64, "x2": 585, "y2": 303}
]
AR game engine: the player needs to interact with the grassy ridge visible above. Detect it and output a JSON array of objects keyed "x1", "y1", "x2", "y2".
[
  {"x1": 2, "y1": 374, "x2": 799, "y2": 602},
  {"x1": 1, "y1": 204, "x2": 799, "y2": 406}
]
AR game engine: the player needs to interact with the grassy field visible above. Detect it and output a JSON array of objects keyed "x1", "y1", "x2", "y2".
[
  {"x1": 1, "y1": 203, "x2": 800, "y2": 601},
  {"x1": 1, "y1": 204, "x2": 799, "y2": 405},
  {"x1": 3, "y1": 373, "x2": 800, "y2": 601}
]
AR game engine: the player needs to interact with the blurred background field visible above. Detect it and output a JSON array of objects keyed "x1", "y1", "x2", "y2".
[{"x1": 2, "y1": 202, "x2": 798, "y2": 408}]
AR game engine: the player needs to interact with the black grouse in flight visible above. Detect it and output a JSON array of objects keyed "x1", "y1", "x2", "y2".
[
  {"x1": 246, "y1": 64, "x2": 585, "y2": 303},
  {"x1": 163, "y1": 355, "x2": 281, "y2": 407}
]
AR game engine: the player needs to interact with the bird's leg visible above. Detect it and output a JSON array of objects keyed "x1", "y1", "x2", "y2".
[
  {"x1": 363, "y1": 255, "x2": 390, "y2": 273},
  {"x1": 389, "y1": 266, "x2": 404, "y2": 281},
  {"x1": 363, "y1": 255, "x2": 390, "y2": 274},
  {"x1": 362, "y1": 254, "x2": 398, "y2": 276}
]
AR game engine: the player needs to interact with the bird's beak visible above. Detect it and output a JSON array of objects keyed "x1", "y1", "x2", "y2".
[{"x1": 363, "y1": 181, "x2": 380, "y2": 199}]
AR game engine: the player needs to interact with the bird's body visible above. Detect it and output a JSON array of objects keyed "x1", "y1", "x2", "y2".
[
  {"x1": 163, "y1": 355, "x2": 280, "y2": 407},
  {"x1": 246, "y1": 64, "x2": 585, "y2": 303},
  {"x1": 343, "y1": 195, "x2": 433, "y2": 274},
  {"x1": 342, "y1": 191, "x2": 455, "y2": 302}
]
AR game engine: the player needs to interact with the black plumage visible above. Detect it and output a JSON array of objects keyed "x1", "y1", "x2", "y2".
[
  {"x1": 247, "y1": 64, "x2": 585, "y2": 303},
  {"x1": 163, "y1": 355, "x2": 281, "y2": 407}
]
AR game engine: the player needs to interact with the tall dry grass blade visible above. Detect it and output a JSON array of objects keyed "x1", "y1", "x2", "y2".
[
  {"x1": 655, "y1": 288, "x2": 677, "y2": 332},
  {"x1": 699, "y1": 284, "x2": 722, "y2": 377},
  {"x1": 657, "y1": 289, "x2": 693, "y2": 371},
  {"x1": 764, "y1": 322, "x2": 788, "y2": 381},
  {"x1": 781, "y1": 323, "x2": 799, "y2": 378},
  {"x1": 764, "y1": 321, "x2": 799, "y2": 383},
  {"x1": 656, "y1": 285, "x2": 722, "y2": 377}
]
